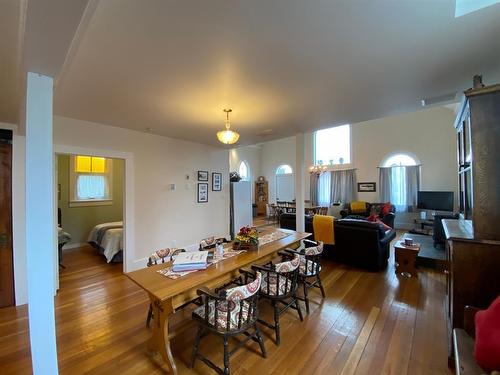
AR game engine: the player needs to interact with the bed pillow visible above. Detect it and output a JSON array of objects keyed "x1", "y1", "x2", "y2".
[{"x1": 474, "y1": 296, "x2": 500, "y2": 371}]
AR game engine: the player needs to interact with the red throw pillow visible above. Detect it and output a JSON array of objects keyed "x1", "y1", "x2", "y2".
[
  {"x1": 475, "y1": 295, "x2": 500, "y2": 371},
  {"x1": 381, "y1": 202, "x2": 392, "y2": 216},
  {"x1": 375, "y1": 218, "x2": 391, "y2": 231}
]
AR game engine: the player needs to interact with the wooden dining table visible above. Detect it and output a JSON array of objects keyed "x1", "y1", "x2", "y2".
[{"x1": 125, "y1": 228, "x2": 310, "y2": 374}]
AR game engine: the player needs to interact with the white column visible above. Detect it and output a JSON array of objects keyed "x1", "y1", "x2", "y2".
[
  {"x1": 25, "y1": 72, "x2": 59, "y2": 374},
  {"x1": 295, "y1": 133, "x2": 305, "y2": 232}
]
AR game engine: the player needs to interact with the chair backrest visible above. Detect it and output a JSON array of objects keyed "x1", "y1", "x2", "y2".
[
  {"x1": 199, "y1": 236, "x2": 228, "y2": 250},
  {"x1": 318, "y1": 207, "x2": 328, "y2": 215},
  {"x1": 299, "y1": 240, "x2": 324, "y2": 275},
  {"x1": 147, "y1": 248, "x2": 185, "y2": 267},
  {"x1": 201, "y1": 272, "x2": 262, "y2": 333},
  {"x1": 258, "y1": 254, "x2": 300, "y2": 298}
]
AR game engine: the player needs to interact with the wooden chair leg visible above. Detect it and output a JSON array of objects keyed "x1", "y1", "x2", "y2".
[
  {"x1": 317, "y1": 274, "x2": 326, "y2": 298},
  {"x1": 294, "y1": 294, "x2": 304, "y2": 321},
  {"x1": 223, "y1": 336, "x2": 230, "y2": 375},
  {"x1": 190, "y1": 326, "x2": 203, "y2": 368},
  {"x1": 255, "y1": 325, "x2": 267, "y2": 358},
  {"x1": 146, "y1": 303, "x2": 153, "y2": 328},
  {"x1": 273, "y1": 301, "x2": 281, "y2": 346},
  {"x1": 303, "y1": 279, "x2": 310, "y2": 314}
]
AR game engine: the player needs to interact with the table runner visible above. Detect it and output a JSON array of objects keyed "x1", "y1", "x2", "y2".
[{"x1": 157, "y1": 230, "x2": 291, "y2": 280}]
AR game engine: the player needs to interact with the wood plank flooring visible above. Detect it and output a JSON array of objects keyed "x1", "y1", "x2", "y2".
[{"x1": 0, "y1": 239, "x2": 451, "y2": 374}]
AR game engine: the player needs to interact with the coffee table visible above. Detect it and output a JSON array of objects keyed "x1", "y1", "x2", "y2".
[{"x1": 394, "y1": 238, "x2": 421, "y2": 277}]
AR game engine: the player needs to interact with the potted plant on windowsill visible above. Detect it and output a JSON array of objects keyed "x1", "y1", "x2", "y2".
[{"x1": 233, "y1": 226, "x2": 259, "y2": 251}]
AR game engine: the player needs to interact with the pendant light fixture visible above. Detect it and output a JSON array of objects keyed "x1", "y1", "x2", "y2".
[{"x1": 217, "y1": 108, "x2": 240, "y2": 145}]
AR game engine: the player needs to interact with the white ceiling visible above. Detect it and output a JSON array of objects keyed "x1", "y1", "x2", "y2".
[{"x1": 3, "y1": 1, "x2": 500, "y2": 145}]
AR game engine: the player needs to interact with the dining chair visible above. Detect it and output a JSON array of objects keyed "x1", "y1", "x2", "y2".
[
  {"x1": 145, "y1": 248, "x2": 185, "y2": 328},
  {"x1": 190, "y1": 272, "x2": 266, "y2": 375},
  {"x1": 240, "y1": 253, "x2": 303, "y2": 345},
  {"x1": 285, "y1": 239, "x2": 325, "y2": 314},
  {"x1": 199, "y1": 236, "x2": 229, "y2": 250}
]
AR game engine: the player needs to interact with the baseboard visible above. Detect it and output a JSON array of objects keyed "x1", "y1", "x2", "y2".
[{"x1": 62, "y1": 242, "x2": 87, "y2": 250}]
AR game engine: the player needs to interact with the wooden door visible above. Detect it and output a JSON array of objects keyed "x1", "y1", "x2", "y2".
[{"x1": 0, "y1": 130, "x2": 14, "y2": 307}]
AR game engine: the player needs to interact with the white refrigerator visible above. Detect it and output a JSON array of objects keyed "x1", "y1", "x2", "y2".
[{"x1": 230, "y1": 181, "x2": 253, "y2": 238}]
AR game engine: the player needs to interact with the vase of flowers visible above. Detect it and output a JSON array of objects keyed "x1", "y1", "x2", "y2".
[{"x1": 233, "y1": 225, "x2": 259, "y2": 250}]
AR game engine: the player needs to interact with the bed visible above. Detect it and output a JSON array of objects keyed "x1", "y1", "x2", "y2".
[{"x1": 88, "y1": 221, "x2": 123, "y2": 263}]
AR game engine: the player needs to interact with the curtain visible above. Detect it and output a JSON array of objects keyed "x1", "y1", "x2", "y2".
[
  {"x1": 405, "y1": 165, "x2": 420, "y2": 212},
  {"x1": 309, "y1": 172, "x2": 319, "y2": 206},
  {"x1": 379, "y1": 165, "x2": 420, "y2": 212},
  {"x1": 379, "y1": 167, "x2": 392, "y2": 202},
  {"x1": 330, "y1": 169, "x2": 357, "y2": 204},
  {"x1": 317, "y1": 172, "x2": 331, "y2": 206}
]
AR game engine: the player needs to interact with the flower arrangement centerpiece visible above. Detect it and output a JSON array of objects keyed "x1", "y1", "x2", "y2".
[{"x1": 233, "y1": 225, "x2": 259, "y2": 250}]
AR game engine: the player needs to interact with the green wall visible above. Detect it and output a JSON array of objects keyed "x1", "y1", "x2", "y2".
[{"x1": 57, "y1": 154, "x2": 124, "y2": 246}]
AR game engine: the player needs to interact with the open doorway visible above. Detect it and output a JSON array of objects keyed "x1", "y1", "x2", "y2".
[
  {"x1": 275, "y1": 164, "x2": 294, "y2": 203},
  {"x1": 56, "y1": 153, "x2": 125, "y2": 280}
]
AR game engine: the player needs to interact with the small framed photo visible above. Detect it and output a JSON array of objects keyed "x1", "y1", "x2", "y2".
[
  {"x1": 197, "y1": 170, "x2": 209, "y2": 181},
  {"x1": 212, "y1": 172, "x2": 222, "y2": 191},
  {"x1": 197, "y1": 183, "x2": 208, "y2": 203},
  {"x1": 357, "y1": 182, "x2": 376, "y2": 192}
]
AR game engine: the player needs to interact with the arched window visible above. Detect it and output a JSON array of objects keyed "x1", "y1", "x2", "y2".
[
  {"x1": 276, "y1": 164, "x2": 293, "y2": 175},
  {"x1": 380, "y1": 153, "x2": 420, "y2": 212},
  {"x1": 382, "y1": 153, "x2": 418, "y2": 167},
  {"x1": 238, "y1": 161, "x2": 250, "y2": 181}
]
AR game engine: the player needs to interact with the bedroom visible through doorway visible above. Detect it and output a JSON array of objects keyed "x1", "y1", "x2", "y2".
[{"x1": 56, "y1": 153, "x2": 126, "y2": 280}]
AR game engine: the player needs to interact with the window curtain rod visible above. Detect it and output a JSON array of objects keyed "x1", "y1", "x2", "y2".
[{"x1": 377, "y1": 164, "x2": 422, "y2": 168}]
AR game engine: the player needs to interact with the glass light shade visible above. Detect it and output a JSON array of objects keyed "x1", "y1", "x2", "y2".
[{"x1": 217, "y1": 129, "x2": 240, "y2": 144}]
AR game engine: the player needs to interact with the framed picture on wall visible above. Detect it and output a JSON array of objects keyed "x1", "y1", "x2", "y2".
[
  {"x1": 197, "y1": 183, "x2": 209, "y2": 203},
  {"x1": 197, "y1": 170, "x2": 209, "y2": 181},
  {"x1": 357, "y1": 182, "x2": 376, "y2": 192},
  {"x1": 212, "y1": 172, "x2": 222, "y2": 191}
]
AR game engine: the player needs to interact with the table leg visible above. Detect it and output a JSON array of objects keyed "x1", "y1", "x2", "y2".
[{"x1": 147, "y1": 296, "x2": 177, "y2": 374}]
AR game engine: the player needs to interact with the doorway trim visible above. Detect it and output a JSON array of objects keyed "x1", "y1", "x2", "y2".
[{"x1": 54, "y1": 144, "x2": 135, "y2": 273}]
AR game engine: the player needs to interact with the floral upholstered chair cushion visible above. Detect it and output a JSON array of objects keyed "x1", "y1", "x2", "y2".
[
  {"x1": 147, "y1": 248, "x2": 184, "y2": 266},
  {"x1": 193, "y1": 272, "x2": 262, "y2": 332},
  {"x1": 199, "y1": 236, "x2": 216, "y2": 249},
  {"x1": 298, "y1": 240, "x2": 324, "y2": 276},
  {"x1": 260, "y1": 254, "x2": 300, "y2": 296}
]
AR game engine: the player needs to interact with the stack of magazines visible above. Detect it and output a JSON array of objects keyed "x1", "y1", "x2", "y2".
[{"x1": 172, "y1": 251, "x2": 209, "y2": 272}]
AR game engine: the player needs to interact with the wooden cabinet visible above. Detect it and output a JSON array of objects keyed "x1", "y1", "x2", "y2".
[
  {"x1": 454, "y1": 83, "x2": 500, "y2": 240},
  {"x1": 255, "y1": 178, "x2": 268, "y2": 216},
  {"x1": 445, "y1": 81, "x2": 500, "y2": 363},
  {"x1": 443, "y1": 219, "x2": 500, "y2": 361}
]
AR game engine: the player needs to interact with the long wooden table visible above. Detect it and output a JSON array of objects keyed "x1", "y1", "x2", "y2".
[{"x1": 125, "y1": 229, "x2": 310, "y2": 374}]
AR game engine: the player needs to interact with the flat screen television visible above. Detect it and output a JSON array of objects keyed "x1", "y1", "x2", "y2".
[{"x1": 417, "y1": 191, "x2": 454, "y2": 212}]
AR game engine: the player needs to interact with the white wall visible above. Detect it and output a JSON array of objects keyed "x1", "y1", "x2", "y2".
[
  {"x1": 349, "y1": 107, "x2": 457, "y2": 206},
  {"x1": 12, "y1": 116, "x2": 230, "y2": 305},
  {"x1": 229, "y1": 145, "x2": 262, "y2": 202},
  {"x1": 261, "y1": 136, "x2": 297, "y2": 203},
  {"x1": 259, "y1": 107, "x2": 458, "y2": 227}
]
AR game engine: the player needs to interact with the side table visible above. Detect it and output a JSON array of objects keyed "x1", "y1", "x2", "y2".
[{"x1": 394, "y1": 240, "x2": 420, "y2": 277}]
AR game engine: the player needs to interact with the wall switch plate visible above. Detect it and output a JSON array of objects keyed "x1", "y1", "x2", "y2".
[
  {"x1": 185, "y1": 174, "x2": 190, "y2": 180},
  {"x1": 169, "y1": 183, "x2": 176, "y2": 191}
]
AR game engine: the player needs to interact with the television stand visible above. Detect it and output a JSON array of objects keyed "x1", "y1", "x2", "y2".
[{"x1": 412, "y1": 218, "x2": 434, "y2": 236}]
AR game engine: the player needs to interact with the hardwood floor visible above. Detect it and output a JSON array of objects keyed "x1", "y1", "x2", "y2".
[{"x1": 0, "y1": 240, "x2": 451, "y2": 374}]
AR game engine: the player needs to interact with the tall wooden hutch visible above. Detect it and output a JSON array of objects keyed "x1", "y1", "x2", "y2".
[
  {"x1": 255, "y1": 177, "x2": 268, "y2": 216},
  {"x1": 444, "y1": 81, "x2": 500, "y2": 362}
]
